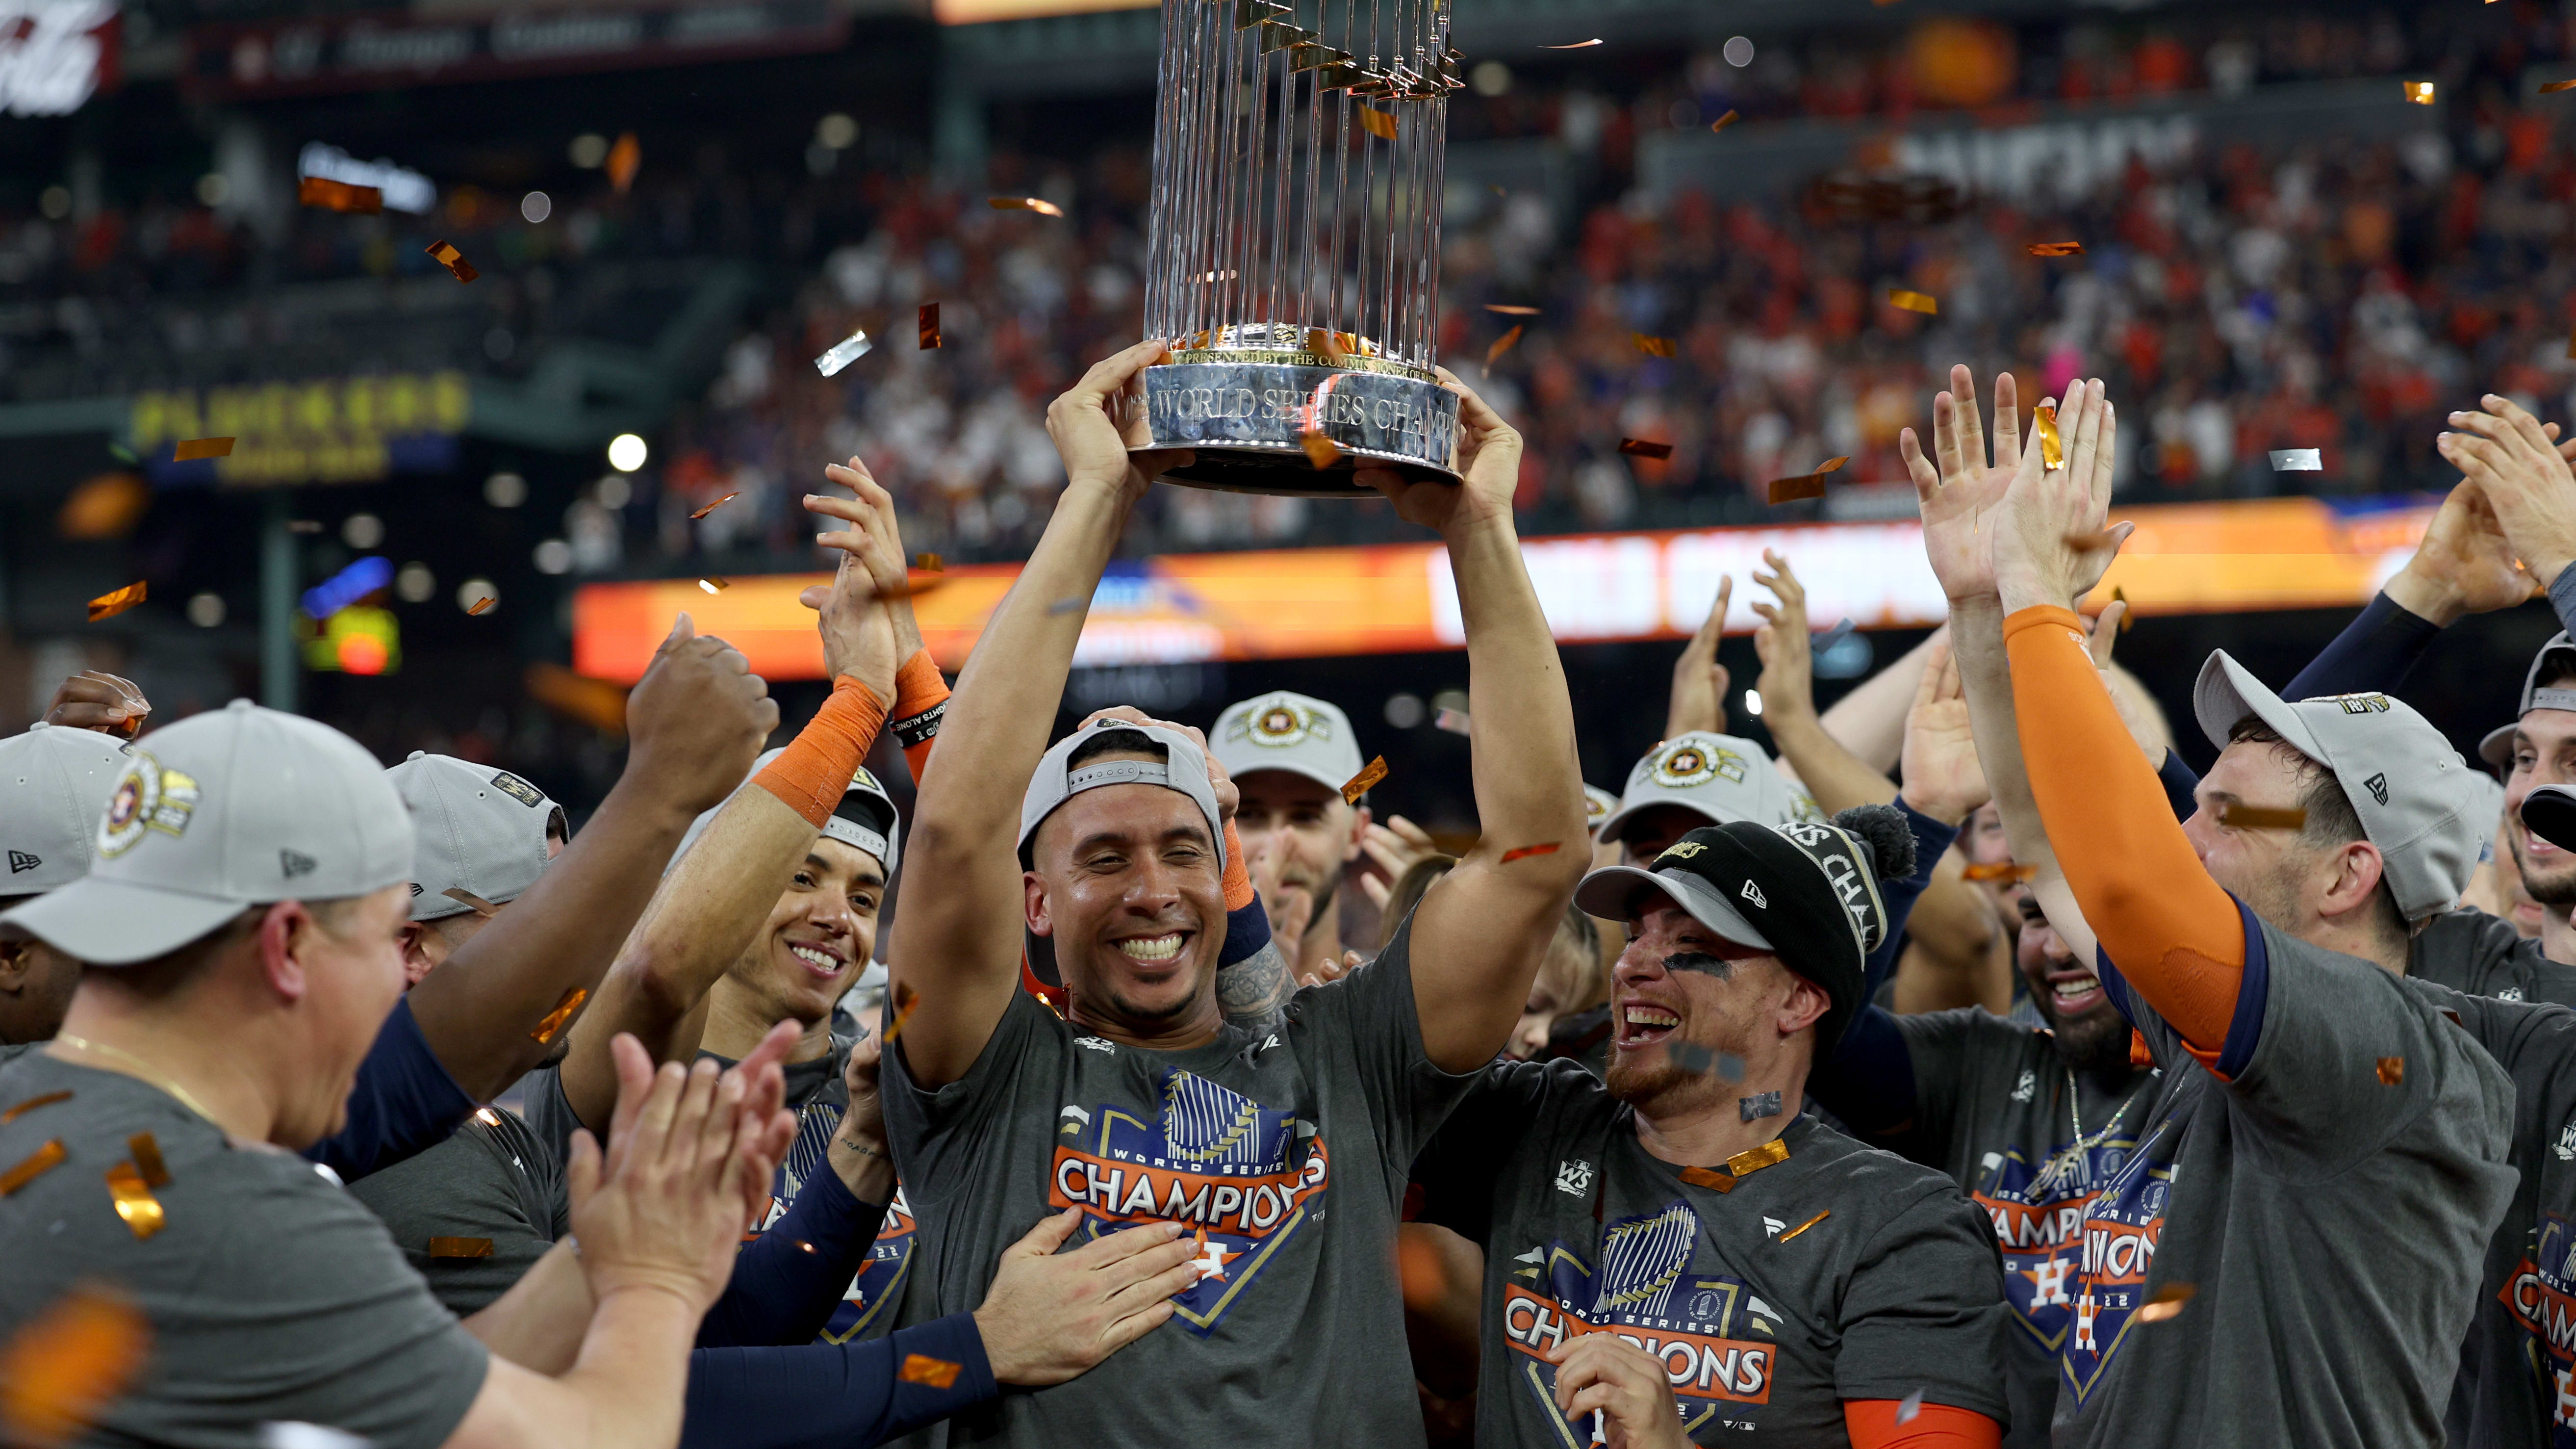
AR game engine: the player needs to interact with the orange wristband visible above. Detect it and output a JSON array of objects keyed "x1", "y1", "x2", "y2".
[
  {"x1": 753, "y1": 676, "x2": 888, "y2": 828},
  {"x1": 1222, "y1": 819, "x2": 1255, "y2": 911},
  {"x1": 892, "y1": 650, "x2": 950, "y2": 786}
]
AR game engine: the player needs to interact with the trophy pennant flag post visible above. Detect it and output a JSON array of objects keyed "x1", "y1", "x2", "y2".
[{"x1": 1134, "y1": 0, "x2": 1464, "y2": 496}]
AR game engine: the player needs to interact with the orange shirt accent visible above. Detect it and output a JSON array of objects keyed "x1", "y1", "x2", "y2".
[
  {"x1": 1844, "y1": 1399, "x2": 2002, "y2": 1449},
  {"x1": 2002, "y1": 605, "x2": 2243, "y2": 1056}
]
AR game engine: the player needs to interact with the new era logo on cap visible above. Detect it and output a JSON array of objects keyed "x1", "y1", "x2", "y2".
[
  {"x1": 2365, "y1": 772, "x2": 2390, "y2": 806},
  {"x1": 7, "y1": 850, "x2": 37, "y2": 875},
  {"x1": 281, "y1": 849, "x2": 317, "y2": 879}
]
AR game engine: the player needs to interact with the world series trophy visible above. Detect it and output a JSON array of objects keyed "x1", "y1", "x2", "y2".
[{"x1": 1131, "y1": 0, "x2": 1464, "y2": 496}]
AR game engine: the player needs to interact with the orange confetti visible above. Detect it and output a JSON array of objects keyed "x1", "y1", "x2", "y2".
[
  {"x1": 104, "y1": 1162, "x2": 163, "y2": 1240},
  {"x1": 429, "y1": 1237, "x2": 495, "y2": 1258},
  {"x1": 2136, "y1": 1283, "x2": 2197, "y2": 1323},
  {"x1": 1887, "y1": 288, "x2": 1938, "y2": 315},
  {"x1": 126, "y1": 1134, "x2": 169, "y2": 1191},
  {"x1": 2544, "y1": 79, "x2": 2576, "y2": 94},
  {"x1": 1357, "y1": 106, "x2": 1399, "y2": 141},
  {"x1": 1341, "y1": 755, "x2": 1388, "y2": 805},
  {"x1": 1500, "y1": 842, "x2": 1562, "y2": 863},
  {"x1": 2403, "y1": 80, "x2": 2435, "y2": 105},
  {"x1": 296, "y1": 175, "x2": 382, "y2": 214},
  {"x1": 606, "y1": 131, "x2": 641, "y2": 192},
  {"x1": 467, "y1": 596, "x2": 497, "y2": 617},
  {"x1": 2218, "y1": 804, "x2": 2306, "y2": 831},
  {"x1": 1960, "y1": 861, "x2": 2037, "y2": 883},
  {"x1": 698, "y1": 577, "x2": 729, "y2": 594},
  {"x1": 0, "y1": 1092, "x2": 70, "y2": 1126},
  {"x1": 0, "y1": 1140, "x2": 65, "y2": 1196},
  {"x1": 2377, "y1": 1056, "x2": 2405, "y2": 1086},
  {"x1": 1485, "y1": 324, "x2": 1524, "y2": 368},
  {"x1": 689, "y1": 492, "x2": 740, "y2": 520},
  {"x1": 1632, "y1": 333, "x2": 1678, "y2": 358},
  {"x1": 882, "y1": 982, "x2": 922, "y2": 1046},
  {"x1": 1543, "y1": 38, "x2": 1602, "y2": 48},
  {"x1": 172, "y1": 437, "x2": 233, "y2": 461},
  {"x1": 919, "y1": 303, "x2": 942, "y2": 350},
  {"x1": 425, "y1": 240, "x2": 479, "y2": 284},
  {"x1": 1709, "y1": 109, "x2": 1739, "y2": 132},
  {"x1": 1309, "y1": 327, "x2": 1348, "y2": 364},
  {"x1": 1485, "y1": 304, "x2": 1539, "y2": 315},
  {"x1": 2027, "y1": 241, "x2": 2086, "y2": 257},
  {"x1": 915, "y1": 553, "x2": 944, "y2": 572},
  {"x1": 442, "y1": 887, "x2": 500, "y2": 917},
  {"x1": 987, "y1": 196, "x2": 1065, "y2": 217},
  {"x1": 86, "y1": 583, "x2": 146, "y2": 622},
  {"x1": 2111, "y1": 585, "x2": 2134, "y2": 634},
  {"x1": 2034, "y1": 404, "x2": 2064, "y2": 471},
  {"x1": 1618, "y1": 439, "x2": 1673, "y2": 460},
  {"x1": 898, "y1": 1353, "x2": 963, "y2": 1390},
  {"x1": 1300, "y1": 432, "x2": 1341, "y2": 469},
  {"x1": 530, "y1": 986, "x2": 588, "y2": 1045},
  {"x1": 1767, "y1": 457, "x2": 1849, "y2": 504},
  {"x1": 0, "y1": 1282, "x2": 149, "y2": 1449},
  {"x1": 868, "y1": 578, "x2": 947, "y2": 603},
  {"x1": 1775, "y1": 1209, "x2": 1829, "y2": 1243}
]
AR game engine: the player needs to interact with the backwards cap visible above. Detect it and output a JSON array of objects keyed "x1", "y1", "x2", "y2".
[
  {"x1": 389, "y1": 753, "x2": 565, "y2": 922},
  {"x1": 2192, "y1": 651, "x2": 2480, "y2": 922},
  {"x1": 1020, "y1": 720, "x2": 1227, "y2": 868},
  {"x1": 672, "y1": 750, "x2": 902, "y2": 875},
  {"x1": 0, "y1": 700, "x2": 413, "y2": 965},
  {"x1": 0, "y1": 723, "x2": 130, "y2": 895}
]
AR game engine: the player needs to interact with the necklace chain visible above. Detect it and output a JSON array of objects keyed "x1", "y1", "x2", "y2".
[
  {"x1": 55, "y1": 1033, "x2": 223, "y2": 1127},
  {"x1": 2033, "y1": 1067, "x2": 2137, "y2": 1195}
]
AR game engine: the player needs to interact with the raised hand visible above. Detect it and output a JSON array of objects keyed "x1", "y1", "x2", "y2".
[
  {"x1": 1901, "y1": 364, "x2": 2025, "y2": 604},
  {"x1": 1045, "y1": 338, "x2": 1193, "y2": 503},
  {"x1": 1662, "y1": 575, "x2": 1732, "y2": 739},
  {"x1": 1545, "y1": 1333, "x2": 1691, "y2": 1449},
  {"x1": 1074, "y1": 706, "x2": 1239, "y2": 821},
  {"x1": 44, "y1": 670, "x2": 149, "y2": 737},
  {"x1": 828, "y1": 1026, "x2": 896, "y2": 1201},
  {"x1": 2440, "y1": 396, "x2": 2576, "y2": 590},
  {"x1": 1897, "y1": 637, "x2": 1989, "y2": 826},
  {"x1": 1992, "y1": 378, "x2": 2126, "y2": 617},
  {"x1": 798, "y1": 474, "x2": 902, "y2": 700},
  {"x1": 1359, "y1": 367, "x2": 1522, "y2": 539},
  {"x1": 2383, "y1": 479, "x2": 2540, "y2": 625},
  {"x1": 1748, "y1": 550, "x2": 1816, "y2": 728},
  {"x1": 623, "y1": 614, "x2": 779, "y2": 815},
  {"x1": 1357, "y1": 814, "x2": 1440, "y2": 909},
  {"x1": 566, "y1": 1034, "x2": 796, "y2": 1317},
  {"x1": 971, "y1": 1211, "x2": 1203, "y2": 1387}
]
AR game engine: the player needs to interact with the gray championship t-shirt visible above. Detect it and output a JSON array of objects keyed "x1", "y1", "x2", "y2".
[
  {"x1": 2407, "y1": 979, "x2": 2576, "y2": 1449},
  {"x1": 2058, "y1": 905, "x2": 2516, "y2": 1448},
  {"x1": 1412, "y1": 1060, "x2": 2011, "y2": 1444},
  {"x1": 349, "y1": 1104, "x2": 570, "y2": 1315},
  {"x1": 1887, "y1": 1009, "x2": 2161, "y2": 1449},
  {"x1": 523, "y1": 1034, "x2": 916, "y2": 1343},
  {"x1": 882, "y1": 916, "x2": 1476, "y2": 1447},
  {"x1": 0, "y1": 1053, "x2": 488, "y2": 1449},
  {"x1": 2410, "y1": 908, "x2": 2576, "y2": 1010}
]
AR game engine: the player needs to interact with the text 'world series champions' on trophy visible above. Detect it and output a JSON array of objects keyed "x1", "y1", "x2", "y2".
[{"x1": 1133, "y1": 0, "x2": 1464, "y2": 496}]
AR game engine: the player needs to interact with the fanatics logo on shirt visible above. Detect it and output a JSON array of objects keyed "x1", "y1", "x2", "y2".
[{"x1": 1047, "y1": 1068, "x2": 1330, "y2": 1336}]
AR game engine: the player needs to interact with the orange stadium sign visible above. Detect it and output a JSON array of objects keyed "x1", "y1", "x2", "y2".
[{"x1": 570, "y1": 496, "x2": 2439, "y2": 684}]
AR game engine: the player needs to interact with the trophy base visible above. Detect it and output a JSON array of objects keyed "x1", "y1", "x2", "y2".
[{"x1": 1135, "y1": 360, "x2": 1460, "y2": 497}]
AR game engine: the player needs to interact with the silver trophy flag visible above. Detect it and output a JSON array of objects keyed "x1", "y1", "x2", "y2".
[{"x1": 1133, "y1": 0, "x2": 1464, "y2": 496}]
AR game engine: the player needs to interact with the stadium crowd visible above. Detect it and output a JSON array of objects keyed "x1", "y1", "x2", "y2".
[{"x1": 12, "y1": 332, "x2": 2576, "y2": 1449}]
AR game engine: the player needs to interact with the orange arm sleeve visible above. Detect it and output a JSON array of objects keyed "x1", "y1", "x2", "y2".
[
  {"x1": 751, "y1": 676, "x2": 888, "y2": 828},
  {"x1": 891, "y1": 650, "x2": 950, "y2": 786},
  {"x1": 2002, "y1": 605, "x2": 2244, "y2": 1053},
  {"x1": 1844, "y1": 1400, "x2": 2001, "y2": 1449}
]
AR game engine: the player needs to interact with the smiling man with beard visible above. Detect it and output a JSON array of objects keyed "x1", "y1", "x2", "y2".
[{"x1": 1410, "y1": 808, "x2": 2011, "y2": 1449}]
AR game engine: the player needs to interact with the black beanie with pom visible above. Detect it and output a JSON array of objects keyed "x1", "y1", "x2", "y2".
[{"x1": 1576, "y1": 802, "x2": 1917, "y2": 1054}]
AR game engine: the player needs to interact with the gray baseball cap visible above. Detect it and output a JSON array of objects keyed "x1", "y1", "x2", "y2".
[
  {"x1": 1020, "y1": 720, "x2": 1227, "y2": 868},
  {"x1": 390, "y1": 753, "x2": 566, "y2": 922},
  {"x1": 672, "y1": 749, "x2": 901, "y2": 875},
  {"x1": 1583, "y1": 784, "x2": 1620, "y2": 837},
  {"x1": 1596, "y1": 732, "x2": 1808, "y2": 844},
  {"x1": 1210, "y1": 691, "x2": 1366, "y2": 797},
  {"x1": 0, "y1": 700, "x2": 414, "y2": 965},
  {"x1": 2478, "y1": 632, "x2": 2576, "y2": 767},
  {"x1": 2192, "y1": 651, "x2": 2480, "y2": 922},
  {"x1": 0, "y1": 724, "x2": 130, "y2": 896}
]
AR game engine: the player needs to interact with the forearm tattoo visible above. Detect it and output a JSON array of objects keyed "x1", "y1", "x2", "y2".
[{"x1": 1218, "y1": 940, "x2": 1296, "y2": 1034}]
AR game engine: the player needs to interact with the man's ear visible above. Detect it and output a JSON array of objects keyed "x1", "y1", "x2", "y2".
[
  {"x1": 0, "y1": 938, "x2": 29, "y2": 992},
  {"x1": 396, "y1": 922, "x2": 439, "y2": 988},
  {"x1": 1025, "y1": 872, "x2": 1054, "y2": 939},
  {"x1": 1776, "y1": 970, "x2": 1831, "y2": 1037},
  {"x1": 257, "y1": 901, "x2": 315, "y2": 1004},
  {"x1": 1342, "y1": 803, "x2": 1372, "y2": 861},
  {"x1": 2321, "y1": 841, "x2": 2390, "y2": 922}
]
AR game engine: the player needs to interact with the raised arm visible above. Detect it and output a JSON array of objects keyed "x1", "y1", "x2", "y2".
[
  {"x1": 2441, "y1": 397, "x2": 2576, "y2": 639},
  {"x1": 1376, "y1": 370, "x2": 1590, "y2": 1071},
  {"x1": 889, "y1": 339, "x2": 1191, "y2": 1087},
  {"x1": 406, "y1": 619, "x2": 777, "y2": 1102},
  {"x1": 1815, "y1": 626, "x2": 1945, "y2": 775},
  {"x1": 1663, "y1": 575, "x2": 1733, "y2": 739},
  {"x1": 552, "y1": 475, "x2": 903, "y2": 1134}
]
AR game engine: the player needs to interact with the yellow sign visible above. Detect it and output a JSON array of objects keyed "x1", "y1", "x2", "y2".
[{"x1": 131, "y1": 373, "x2": 470, "y2": 487}]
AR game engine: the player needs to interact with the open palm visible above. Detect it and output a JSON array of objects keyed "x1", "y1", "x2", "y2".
[{"x1": 1902, "y1": 365, "x2": 2025, "y2": 603}]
